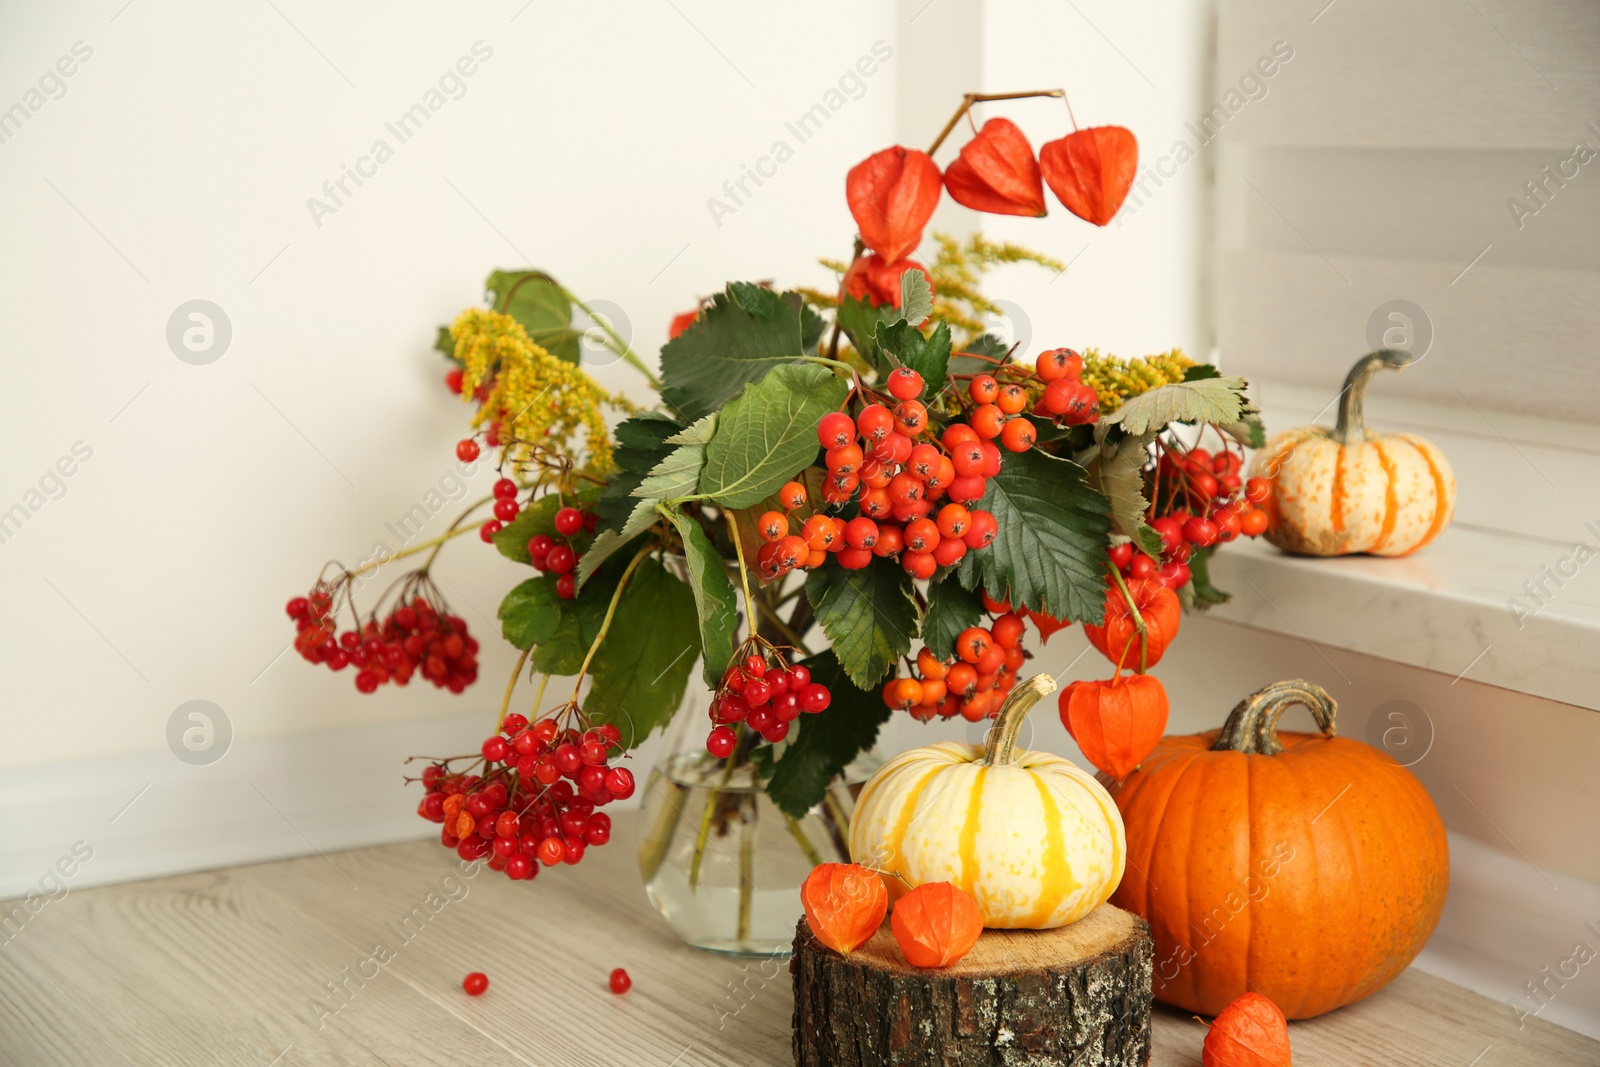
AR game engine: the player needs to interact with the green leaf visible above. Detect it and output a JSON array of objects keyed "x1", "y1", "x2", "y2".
[
  {"x1": 805, "y1": 559, "x2": 917, "y2": 689},
  {"x1": 836, "y1": 293, "x2": 899, "y2": 367},
  {"x1": 531, "y1": 558, "x2": 621, "y2": 676},
  {"x1": 1181, "y1": 543, "x2": 1232, "y2": 612},
  {"x1": 875, "y1": 319, "x2": 952, "y2": 398},
  {"x1": 577, "y1": 497, "x2": 660, "y2": 587},
  {"x1": 921, "y1": 578, "x2": 984, "y2": 661},
  {"x1": 1221, "y1": 410, "x2": 1268, "y2": 450},
  {"x1": 955, "y1": 448, "x2": 1111, "y2": 623},
  {"x1": 700, "y1": 363, "x2": 849, "y2": 509},
  {"x1": 899, "y1": 268, "x2": 934, "y2": 329},
  {"x1": 659, "y1": 285, "x2": 814, "y2": 422},
  {"x1": 1101, "y1": 376, "x2": 1248, "y2": 437},
  {"x1": 598, "y1": 414, "x2": 685, "y2": 530},
  {"x1": 586, "y1": 557, "x2": 699, "y2": 747},
  {"x1": 1182, "y1": 363, "x2": 1222, "y2": 381},
  {"x1": 497, "y1": 577, "x2": 562, "y2": 650},
  {"x1": 1094, "y1": 431, "x2": 1164, "y2": 557},
  {"x1": 768, "y1": 650, "x2": 892, "y2": 820},
  {"x1": 486, "y1": 270, "x2": 579, "y2": 363},
  {"x1": 664, "y1": 507, "x2": 740, "y2": 687},
  {"x1": 614, "y1": 412, "x2": 685, "y2": 456},
  {"x1": 434, "y1": 325, "x2": 456, "y2": 359}
]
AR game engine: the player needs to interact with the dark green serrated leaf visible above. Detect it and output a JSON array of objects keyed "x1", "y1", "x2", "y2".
[
  {"x1": 614, "y1": 412, "x2": 685, "y2": 455},
  {"x1": 768, "y1": 650, "x2": 893, "y2": 820},
  {"x1": 700, "y1": 363, "x2": 849, "y2": 509},
  {"x1": 1221, "y1": 411, "x2": 1267, "y2": 449},
  {"x1": 586, "y1": 557, "x2": 699, "y2": 747},
  {"x1": 659, "y1": 285, "x2": 813, "y2": 422},
  {"x1": 1182, "y1": 363, "x2": 1222, "y2": 381},
  {"x1": 875, "y1": 319, "x2": 952, "y2": 399},
  {"x1": 486, "y1": 270, "x2": 579, "y2": 363},
  {"x1": 805, "y1": 559, "x2": 917, "y2": 689},
  {"x1": 531, "y1": 557, "x2": 623, "y2": 676},
  {"x1": 836, "y1": 293, "x2": 899, "y2": 367},
  {"x1": 577, "y1": 497, "x2": 660, "y2": 587},
  {"x1": 921, "y1": 578, "x2": 984, "y2": 660},
  {"x1": 497, "y1": 577, "x2": 562, "y2": 650},
  {"x1": 664, "y1": 508, "x2": 739, "y2": 687},
  {"x1": 955, "y1": 448, "x2": 1111, "y2": 623}
]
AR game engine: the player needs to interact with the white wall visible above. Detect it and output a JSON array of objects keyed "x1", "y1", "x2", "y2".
[{"x1": 0, "y1": 0, "x2": 1210, "y2": 775}]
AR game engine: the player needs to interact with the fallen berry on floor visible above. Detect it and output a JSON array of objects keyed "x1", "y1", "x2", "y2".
[
  {"x1": 462, "y1": 971, "x2": 489, "y2": 996},
  {"x1": 609, "y1": 968, "x2": 631, "y2": 994}
]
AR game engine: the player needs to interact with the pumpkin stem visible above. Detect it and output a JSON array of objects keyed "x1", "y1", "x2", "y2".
[
  {"x1": 983, "y1": 673, "x2": 1057, "y2": 766},
  {"x1": 1335, "y1": 349, "x2": 1418, "y2": 445},
  {"x1": 1212, "y1": 679, "x2": 1337, "y2": 756}
]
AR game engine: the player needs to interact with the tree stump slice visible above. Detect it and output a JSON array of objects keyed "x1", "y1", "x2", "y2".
[{"x1": 790, "y1": 904, "x2": 1153, "y2": 1067}]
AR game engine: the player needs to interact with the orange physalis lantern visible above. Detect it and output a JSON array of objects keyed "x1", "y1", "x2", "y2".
[
  {"x1": 943, "y1": 117, "x2": 1047, "y2": 217},
  {"x1": 845, "y1": 146, "x2": 942, "y2": 262},
  {"x1": 1039, "y1": 126, "x2": 1138, "y2": 227}
]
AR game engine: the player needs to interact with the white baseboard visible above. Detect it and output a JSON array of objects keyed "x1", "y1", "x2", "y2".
[
  {"x1": 0, "y1": 712, "x2": 662, "y2": 900},
  {"x1": 4, "y1": 725, "x2": 1597, "y2": 1042},
  {"x1": 1414, "y1": 832, "x2": 1600, "y2": 1041}
]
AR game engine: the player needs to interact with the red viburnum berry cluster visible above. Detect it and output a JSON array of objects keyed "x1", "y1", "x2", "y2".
[
  {"x1": 287, "y1": 587, "x2": 479, "y2": 694},
  {"x1": 525, "y1": 504, "x2": 598, "y2": 600},
  {"x1": 706, "y1": 649, "x2": 832, "y2": 756},
  {"x1": 1122, "y1": 445, "x2": 1271, "y2": 591},
  {"x1": 415, "y1": 709, "x2": 635, "y2": 881},
  {"x1": 883, "y1": 599, "x2": 1031, "y2": 722}
]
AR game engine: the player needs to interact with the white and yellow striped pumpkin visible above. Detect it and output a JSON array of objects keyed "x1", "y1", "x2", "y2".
[
  {"x1": 1249, "y1": 349, "x2": 1455, "y2": 557},
  {"x1": 850, "y1": 675, "x2": 1125, "y2": 929}
]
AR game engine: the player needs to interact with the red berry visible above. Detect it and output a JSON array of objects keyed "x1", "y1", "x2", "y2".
[
  {"x1": 482, "y1": 736, "x2": 510, "y2": 761},
  {"x1": 604, "y1": 767, "x2": 635, "y2": 799},
  {"x1": 779, "y1": 482, "x2": 808, "y2": 510},
  {"x1": 456, "y1": 439, "x2": 481, "y2": 462},
  {"x1": 1129, "y1": 552, "x2": 1159, "y2": 579},
  {"x1": 968, "y1": 375, "x2": 999, "y2": 404},
  {"x1": 1108, "y1": 541, "x2": 1134, "y2": 570},
  {"x1": 546, "y1": 545, "x2": 576, "y2": 575},
  {"x1": 462, "y1": 972, "x2": 489, "y2": 996},
  {"x1": 479, "y1": 520, "x2": 502, "y2": 543},
  {"x1": 1182, "y1": 516, "x2": 1220, "y2": 548},
  {"x1": 1245, "y1": 477, "x2": 1272, "y2": 505},
  {"x1": 493, "y1": 478, "x2": 517, "y2": 499},
  {"x1": 445, "y1": 368, "x2": 465, "y2": 394},
  {"x1": 554, "y1": 507, "x2": 584, "y2": 536},
  {"x1": 855, "y1": 404, "x2": 894, "y2": 442},
  {"x1": 887, "y1": 367, "x2": 924, "y2": 400},
  {"x1": 493, "y1": 498, "x2": 520, "y2": 522},
  {"x1": 536, "y1": 837, "x2": 565, "y2": 866},
  {"x1": 707, "y1": 725, "x2": 737, "y2": 758},
  {"x1": 818, "y1": 411, "x2": 856, "y2": 449},
  {"x1": 609, "y1": 968, "x2": 632, "y2": 994},
  {"x1": 285, "y1": 596, "x2": 309, "y2": 619},
  {"x1": 555, "y1": 574, "x2": 576, "y2": 600}
]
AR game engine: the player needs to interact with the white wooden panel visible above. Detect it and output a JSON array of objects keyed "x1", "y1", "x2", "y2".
[
  {"x1": 1217, "y1": 0, "x2": 1600, "y2": 148},
  {"x1": 1217, "y1": 248, "x2": 1600, "y2": 420}
]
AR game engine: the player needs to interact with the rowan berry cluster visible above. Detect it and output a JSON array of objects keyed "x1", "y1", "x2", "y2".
[
  {"x1": 1126, "y1": 445, "x2": 1271, "y2": 590},
  {"x1": 882, "y1": 601, "x2": 1030, "y2": 722},
  {"x1": 706, "y1": 648, "x2": 832, "y2": 755},
  {"x1": 416, "y1": 710, "x2": 634, "y2": 881},
  {"x1": 287, "y1": 589, "x2": 479, "y2": 694}
]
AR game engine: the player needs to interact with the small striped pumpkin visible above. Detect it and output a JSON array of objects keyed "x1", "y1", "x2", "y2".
[
  {"x1": 1249, "y1": 349, "x2": 1455, "y2": 557},
  {"x1": 849, "y1": 675, "x2": 1125, "y2": 929}
]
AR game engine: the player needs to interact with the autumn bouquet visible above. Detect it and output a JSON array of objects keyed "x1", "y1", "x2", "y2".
[{"x1": 286, "y1": 90, "x2": 1269, "y2": 946}]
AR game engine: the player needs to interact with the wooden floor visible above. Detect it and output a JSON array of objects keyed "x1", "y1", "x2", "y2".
[{"x1": 2, "y1": 811, "x2": 1594, "y2": 1066}]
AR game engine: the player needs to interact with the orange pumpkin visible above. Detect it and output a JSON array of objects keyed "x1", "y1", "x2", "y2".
[
  {"x1": 1105, "y1": 679, "x2": 1449, "y2": 1019},
  {"x1": 1084, "y1": 578, "x2": 1179, "y2": 670},
  {"x1": 1249, "y1": 349, "x2": 1455, "y2": 556}
]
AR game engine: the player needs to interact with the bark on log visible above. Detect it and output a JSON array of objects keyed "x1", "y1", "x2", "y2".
[{"x1": 790, "y1": 904, "x2": 1153, "y2": 1067}]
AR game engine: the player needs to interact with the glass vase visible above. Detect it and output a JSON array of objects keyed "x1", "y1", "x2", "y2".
[{"x1": 636, "y1": 693, "x2": 869, "y2": 955}]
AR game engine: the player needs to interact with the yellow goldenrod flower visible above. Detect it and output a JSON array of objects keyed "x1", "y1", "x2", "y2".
[
  {"x1": 1081, "y1": 348, "x2": 1195, "y2": 414},
  {"x1": 451, "y1": 308, "x2": 627, "y2": 474}
]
